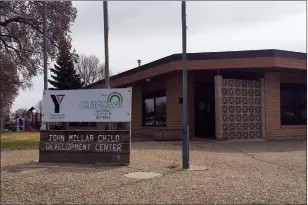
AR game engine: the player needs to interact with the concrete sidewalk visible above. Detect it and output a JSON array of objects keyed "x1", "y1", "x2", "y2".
[{"x1": 1, "y1": 139, "x2": 306, "y2": 204}]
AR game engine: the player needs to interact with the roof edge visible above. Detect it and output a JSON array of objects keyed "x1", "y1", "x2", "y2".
[{"x1": 85, "y1": 49, "x2": 307, "y2": 89}]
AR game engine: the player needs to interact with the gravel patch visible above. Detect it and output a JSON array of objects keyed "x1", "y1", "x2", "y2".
[{"x1": 1, "y1": 140, "x2": 306, "y2": 204}]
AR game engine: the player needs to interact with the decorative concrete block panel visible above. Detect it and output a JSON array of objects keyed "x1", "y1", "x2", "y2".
[{"x1": 221, "y1": 78, "x2": 262, "y2": 140}]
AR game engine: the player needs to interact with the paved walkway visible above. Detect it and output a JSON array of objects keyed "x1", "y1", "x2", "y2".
[{"x1": 1, "y1": 139, "x2": 306, "y2": 204}]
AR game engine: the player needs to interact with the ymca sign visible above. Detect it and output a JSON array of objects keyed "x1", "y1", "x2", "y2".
[
  {"x1": 39, "y1": 88, "x2": 132, "y2": 165},
  {"x1": 41, "y1": 88, "x2": 132, "y2": 122}
]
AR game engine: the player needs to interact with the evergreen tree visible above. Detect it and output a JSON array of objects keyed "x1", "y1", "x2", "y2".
[{"x1": 48, "y1": 36, "x2": 83, "y2": 90}]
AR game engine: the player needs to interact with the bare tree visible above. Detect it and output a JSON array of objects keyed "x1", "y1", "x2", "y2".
[
  {"x1": 75, "y1": 54, "x2": 110, "y2": 86},
  {"x1": 14, "y1": 108, "x2": 28, "y2": 119},
  {"x1": 0, "y1": 1, "x2": 76, "y2": 130},
  {"x1": 0, "y1": 54, "x2": 20, "y2": 131},
  {"x1": 0, "y1": 1, "x2": 77, "y2": 88}
]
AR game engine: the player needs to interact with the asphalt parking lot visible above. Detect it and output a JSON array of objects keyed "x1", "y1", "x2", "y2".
[{"x1": 1, "y1": 139, "x2": 306, "y2": 204}]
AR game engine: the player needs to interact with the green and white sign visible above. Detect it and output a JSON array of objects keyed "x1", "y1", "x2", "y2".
[{"x1": 42, "y1": 88, "x2": 132, "y2": 122}]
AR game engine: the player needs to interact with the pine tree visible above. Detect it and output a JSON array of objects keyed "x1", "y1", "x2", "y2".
[{"x1": 48, "y1": 36, "x2": 83, "y2": 90}]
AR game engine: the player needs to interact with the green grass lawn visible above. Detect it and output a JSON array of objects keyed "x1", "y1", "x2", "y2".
[{"x1": 0, "y1": 132, "x2": 40, "y2": 150}]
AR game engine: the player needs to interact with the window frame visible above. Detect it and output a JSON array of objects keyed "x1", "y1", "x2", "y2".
[
  {"x1": 280, "y1": 83, "x2": 307, "y2": 126},
  {"x1": 142, "y1": 89, "x2": 167, "y2": 127}
]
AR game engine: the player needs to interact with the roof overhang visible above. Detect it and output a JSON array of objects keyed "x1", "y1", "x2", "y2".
[{"x1": 86, "y1": 49, "x2": 306, "y2": 89}]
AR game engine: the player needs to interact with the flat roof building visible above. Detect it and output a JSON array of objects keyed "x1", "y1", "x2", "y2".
[{"x1": 68, "y1": 49, "x2": 307, "y2": 141}]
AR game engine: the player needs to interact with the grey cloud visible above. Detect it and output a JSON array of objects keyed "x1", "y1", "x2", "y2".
[
  {"x1": 73, "y1": 1, "x2": 306, "y2": 38},
  {"x1": 190, "y1": 1, "x2": 303, "y2": 34},
  {"x1": 71, "y1": 2, "x2": 104, "y2": 36}
]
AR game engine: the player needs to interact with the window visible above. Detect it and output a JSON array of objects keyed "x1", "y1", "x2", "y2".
[
  {"x1": 69, "y1": 122, "x2": 97, "y2": 127},
  {"x1": 280, "y1": 83, "x2": 307, "y2": 125},
  {"x1": 142, "y1": 90, "x2": 166, "y2": 126}
]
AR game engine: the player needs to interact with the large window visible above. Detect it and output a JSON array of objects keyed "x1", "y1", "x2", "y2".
[
  {"x1": 280, "y1": 83, "x2": 307, "y2": 125},
  {"x1": 142, "y1": 90, "x2": 166, "y2": 126}
]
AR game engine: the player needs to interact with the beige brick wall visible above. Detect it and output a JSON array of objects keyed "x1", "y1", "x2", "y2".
[
  {"x1": 188, "y1": 73, "x2": 195, "y2": 138},
  {"x1": 130, "y1": 78, "x2": 166, "y2": 137},
  {"x1": 131, "y1": 72, "x2": 194, "y2": 139},
  {"x1": 264, "y1": 72, "x2": 307, "y2": 138}
]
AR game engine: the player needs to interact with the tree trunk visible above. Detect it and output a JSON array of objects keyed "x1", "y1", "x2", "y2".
[
  {"x1": 0, "y1": 116, "x2": 4, "y2": 131},
  {"x1": 0, "y1": 90, "x2": 4, "y2": 131},
  {"x1": 0, "y1": 118, "x2": 4, "y2": 131}
]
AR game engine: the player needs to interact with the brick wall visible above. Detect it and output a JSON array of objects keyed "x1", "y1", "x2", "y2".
[
  {"x1": 131, "y1": 72, "x2": 194, "y2": 139},
  {"x1": 264, "y1": 72, "x2": 307, "y2": 138},
  {"x1": 188, "y1": 73, "x2": 195, "y2": 138},
  {"x1": 130, "y1": 77, "x2": 166, "y2": 138}
]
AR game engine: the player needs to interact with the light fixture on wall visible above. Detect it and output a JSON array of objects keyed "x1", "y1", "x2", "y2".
[{"x1": 146, "y1": 78, "x2": 151, "y2": 83}]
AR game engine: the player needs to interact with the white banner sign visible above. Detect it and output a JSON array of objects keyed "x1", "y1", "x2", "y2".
[{"x1": 42, "y1": 88, "x2": 132, "y2": 122}]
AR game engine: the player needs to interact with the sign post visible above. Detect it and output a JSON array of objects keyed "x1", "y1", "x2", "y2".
[{"x1": 39, "y1": 88, "x2": 132, "y2": 165}]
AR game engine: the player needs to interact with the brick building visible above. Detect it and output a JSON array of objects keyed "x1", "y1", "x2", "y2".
[{"x1": 68, "y1": 49, "x2": 307, "y2": 141}]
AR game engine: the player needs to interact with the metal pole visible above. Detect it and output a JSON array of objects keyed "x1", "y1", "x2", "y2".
[
  {"x1": 181, "y1": 1, "x2": 189, "y2": 169},
  {"x1": 103, "y1": 1, "x2": 111, "y2": 130},
  {"x1": 43, "y1": 1, "x2": 48, "y2": 90},
  {"x1": 43, "y1": 1, "x2": 48, "y2": 130},
  {"x1": 103, "y1": 1, "x2": 110, "y2": 88}
]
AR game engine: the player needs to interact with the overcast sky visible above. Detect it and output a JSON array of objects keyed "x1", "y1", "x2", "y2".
[{"x1": 12, "y1": 1, "x2": 306, "y2": 112}]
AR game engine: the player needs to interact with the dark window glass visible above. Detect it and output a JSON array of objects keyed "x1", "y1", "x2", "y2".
[
  {"x1": 144, "y1": 98, "x2": 155, "y2": 125},
  {"x1": 280, "y1": 83, "x2": 307, "y2": 125},
  {"x1": 142, "y1": 90, "x2": 166, "y2": 126},
  {"x1": 69, "y1": 122, "x2": 96, "y2": 127},
  {"x1": 155, "y1": 96, "x2": 166, "y2": 126}
]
